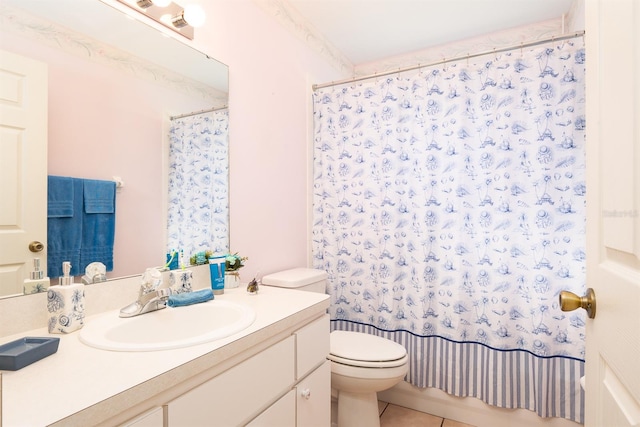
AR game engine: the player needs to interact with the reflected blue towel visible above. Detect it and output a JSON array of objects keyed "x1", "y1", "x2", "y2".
[
  {"x1": 167, "y1": 289, "x2": 214, "y2": 307},
  {"x1": 47, "y1": 176, "x2": 74, "y2": 218},
  {"x1": 80, "y1": 179, "x2": 116, "y2": 273},
  {"x1": 83, "y1": 179, "x2": 115, "y2": 213},
  {"x1": 47, "y1": 176, "x2": 82, "y2": 277}
]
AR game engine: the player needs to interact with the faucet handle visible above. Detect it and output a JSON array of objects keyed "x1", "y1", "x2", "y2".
[
  {"x1": 140, "y1": 267, "x2": 163, "y2": 294},
  {"x1": 157, "y1": 287, "x2": 172, "y2": 300}
]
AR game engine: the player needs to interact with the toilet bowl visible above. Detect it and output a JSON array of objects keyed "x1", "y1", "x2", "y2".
[
  {"x1": 329, "y1": 330, "x2": 408, "y2": 427},
  {"x1": 262, "y1": 268, "x2": 409, "y2": 427}
]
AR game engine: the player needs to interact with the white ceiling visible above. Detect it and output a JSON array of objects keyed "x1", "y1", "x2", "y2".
[{"x1": 286, "y1": 0, "x2": 575, "y2": 65}]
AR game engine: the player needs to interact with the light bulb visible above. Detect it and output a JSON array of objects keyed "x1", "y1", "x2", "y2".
[
  {"x1": 159, "y1": 13, "x2": 173, "y2": 25},
  {"x1": 153, "y1": 0, "x2": 172, "y2": 7},
  {"x1": 183, "y1": 4, "x2": 205, "y2": 27}
]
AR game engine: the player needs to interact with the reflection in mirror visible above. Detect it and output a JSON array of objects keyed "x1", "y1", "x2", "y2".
[
  {"x1": 0, "y1": 0, "x2": 229, "y2": 298},
  {"x1": 167, "y1": 110, "x2": 230, "y2": 260}
]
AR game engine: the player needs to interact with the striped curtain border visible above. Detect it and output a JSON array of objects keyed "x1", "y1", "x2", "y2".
[{"x1": 332, "y1": 319, "x2": 585, "y2": 424}]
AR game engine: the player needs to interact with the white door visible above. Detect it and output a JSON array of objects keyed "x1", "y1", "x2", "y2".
[
  {"x1": 584, "y1": 0, "x2": 640, "y2": 426},
  {"x1": 0, "y1": 49, "x2": 48, "y2": 297}
]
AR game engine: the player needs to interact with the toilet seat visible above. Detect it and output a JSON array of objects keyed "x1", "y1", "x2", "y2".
[
  {"x1": 328, "y1": 353, "x2": 408, "y2": 368},
  {"x1": 329, "y1": 331, "x2": 407, "y2": 368}
]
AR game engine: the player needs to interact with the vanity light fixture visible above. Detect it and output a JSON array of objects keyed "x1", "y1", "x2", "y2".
[
  {"x1": 136, "y1": 0, "x2": 172, "y2": 9},
  {"x1": 116, "y1": 0, "x2": 205, "y2": 40},
  {"x1": 171, "y1": 4, "x2": 206, "y2": 28}
]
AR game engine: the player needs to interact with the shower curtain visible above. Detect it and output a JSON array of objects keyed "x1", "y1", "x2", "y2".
[
  {"x1": 167, "y1": 109, "x2": 229, "y2": 258},
  {"x1": 312, "y1": 40, "x2": 585, "y2": 423}
]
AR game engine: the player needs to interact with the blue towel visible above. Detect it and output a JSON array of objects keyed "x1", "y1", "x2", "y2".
[
  {"x1": 47, "y1": 176, "x2": 82, "y2": 277},
  {"x1": 167, "y1": 289, "x2": 214, "y2": 307},
  {"x1": 80, "y1": 179, "x2": 116, "y2": 273},
  {"x1": 83, "y1": 179, "x2": 115, "y2": 213},
  {"x1": 47, "y1": 176, "x2": 74, "y2": 217}
]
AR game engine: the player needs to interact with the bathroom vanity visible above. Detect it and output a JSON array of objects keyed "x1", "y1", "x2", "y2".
[{"x1": 0, "y1": 280, "x2": 330, "y2": 426}]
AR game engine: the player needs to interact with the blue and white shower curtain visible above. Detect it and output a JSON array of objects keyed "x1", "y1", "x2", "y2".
[
  {"x1": 312, "y1": 40, "x2": 586, "y2": 423},
  {"x1": 167, "y1": 110, "x2": 229, "y2": 257}
]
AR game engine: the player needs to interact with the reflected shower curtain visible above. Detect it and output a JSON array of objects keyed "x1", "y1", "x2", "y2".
[
  {"x1": 167, "y1": 109, "x2": 229, "y2": 256},
  {"x1": 312, "y1": 41, "x2": 586, "y2": 423}
]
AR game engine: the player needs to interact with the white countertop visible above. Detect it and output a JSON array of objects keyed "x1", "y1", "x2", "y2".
[{"x1": 0, "y1": 286, "x2": 329, "y2": 426}]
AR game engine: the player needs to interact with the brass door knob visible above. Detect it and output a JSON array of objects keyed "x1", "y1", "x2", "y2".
[
  {"x1": 28, "y1": 241, "x2": 44, "y2": 252},
  {"x1": 559, "y1": 288, "x2": 596, "y2": 319}
]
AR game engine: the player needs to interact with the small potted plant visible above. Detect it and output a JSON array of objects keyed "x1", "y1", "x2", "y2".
[{"x1": 224, "y1": 252, "x2": 247, "y2": 288}]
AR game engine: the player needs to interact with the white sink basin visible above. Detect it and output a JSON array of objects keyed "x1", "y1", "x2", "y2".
[{"x1": 79, "y1": 300, "x2": 255, "y2": 351}]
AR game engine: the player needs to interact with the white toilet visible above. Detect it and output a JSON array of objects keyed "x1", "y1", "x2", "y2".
[{"x1": 262, "y1": 268, "x2": 409, "y2": 427}]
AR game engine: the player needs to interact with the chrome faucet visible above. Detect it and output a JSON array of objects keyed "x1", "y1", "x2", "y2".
[
  {"x1": 119, "y1": 267, "x2": 172, "y2": 318},
  {"x1": 119, "y1": 287, "x2": 172, "y2": 318}
]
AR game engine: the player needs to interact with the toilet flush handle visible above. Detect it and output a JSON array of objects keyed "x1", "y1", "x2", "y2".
[
  {"x1": 559, "y1": 288, "x2": 596, "y2": 319},
  {"x1": 300, "y1": 388, "x2": 311, "y2": 400}
]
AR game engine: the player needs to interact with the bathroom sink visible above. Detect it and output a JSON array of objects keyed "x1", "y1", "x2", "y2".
[{"x1": 79, "y1": 300, "x2": 256, "y2": 351}]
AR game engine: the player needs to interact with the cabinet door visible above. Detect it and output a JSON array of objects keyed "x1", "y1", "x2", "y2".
[
  {"x1": 296, "y1": 315, "x2": 329, "y2": 379},
  {"x1": 120, "y1": 407, "x2": 163, "y2": 427},
  {"x1": 167, "y1": 336, "x2": 295, "y2": 426},
  {"x1": 297, "y1": 361, "x2": 331, "y2": 427},
  {"x1": 247, "y1": 389, "x2": 296, "y2": 427}
]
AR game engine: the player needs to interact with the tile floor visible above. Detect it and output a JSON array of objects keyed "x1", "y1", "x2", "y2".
[{"x1": 378, "y1": 401, "x2": 476, "y2": 427}]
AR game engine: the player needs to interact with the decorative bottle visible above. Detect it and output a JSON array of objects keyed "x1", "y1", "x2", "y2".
[
  {"x1": 47, "y1": 261, "x2": 85, "y2": 334},
  {"x1": 23, "y1": 258, "x2": 50, "y2": 295}
]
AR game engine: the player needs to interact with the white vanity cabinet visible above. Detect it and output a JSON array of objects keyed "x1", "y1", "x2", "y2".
[
  {"x1": 163, "y1": 314, "x2": 330, "y2": 426},
  {"x1": 248, "y1": 361, "x2": 330, "y2": 427},
  {"x1": 294, "y1": 314, "x2": 331, "y2": 427},
  {"x1": 121, "y1": 407, "x2": 164, "y2": 427},
  {"x1": 295, "y1": 360, "x2": 331, "y2": 426},
  {"x1": 247, "y1": 390, "x2": 296, "y2": 426},
  {"x1": 1, "y1": 285, "x2": 330, "y2": 427},
  {"x1": 166, "y1": 336, "x2": 296, "y2": 425}
]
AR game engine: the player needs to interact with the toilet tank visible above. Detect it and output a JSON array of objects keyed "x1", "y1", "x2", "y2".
[{"x1": 261, "y1": 268, "x2": 327, "y2": 293}]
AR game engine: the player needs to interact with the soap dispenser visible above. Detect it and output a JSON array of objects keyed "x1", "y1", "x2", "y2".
[
  {"x1": 23, "y1": 257, "x2": 50, "y2": 295},
  {"x1": 47, "y1": 261, "x2": 85, "y2": 334}
]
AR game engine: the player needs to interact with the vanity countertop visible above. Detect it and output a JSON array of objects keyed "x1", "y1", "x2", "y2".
[{"x1": 0, "y1": 286, "x2": 330, "y2": 426}]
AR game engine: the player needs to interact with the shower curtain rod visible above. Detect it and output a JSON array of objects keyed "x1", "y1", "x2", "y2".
[
  {"x1": 170, "y1": 105, "x2": 228, "y2": 120},
  {"x1": 312, "y1": 31, "x2": 585, "y2": 90}
]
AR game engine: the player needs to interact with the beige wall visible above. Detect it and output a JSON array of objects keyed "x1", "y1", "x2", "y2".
[{"x1": 188, "y1": 0, "x2": 347, "y2": 279}]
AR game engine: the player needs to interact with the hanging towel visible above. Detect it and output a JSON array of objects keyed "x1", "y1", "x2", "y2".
[
  {"x1": 47, "y1": 176, "x2": 82, "y2": 278},
  {"x1": 83, "y1": 179, "x2": 116, "y2": 214},
  {"x1": 47, "y1": 175, "x2": 74, "y2": 217},
  {"x1": 80, "y1": 179, "x2": 116, "y2": 273}
]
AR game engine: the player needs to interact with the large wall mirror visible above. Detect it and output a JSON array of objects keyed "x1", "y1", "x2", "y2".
[{"x1": 0, "y1": 0, "x2": 229, "y2": 298}]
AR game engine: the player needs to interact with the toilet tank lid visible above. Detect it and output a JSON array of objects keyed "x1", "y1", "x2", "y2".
[{"x1": 262, "y1": 268, "x2": 327, "y2": 288}]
